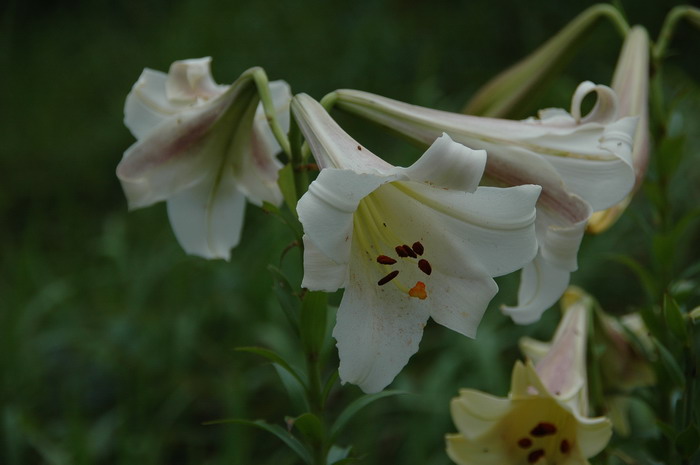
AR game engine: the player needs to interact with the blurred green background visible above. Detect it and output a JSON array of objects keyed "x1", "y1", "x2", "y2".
[{"x1": 2, "y1": 0, "x2": 699, "y2": 463}]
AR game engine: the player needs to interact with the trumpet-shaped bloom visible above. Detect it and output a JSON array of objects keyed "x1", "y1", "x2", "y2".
[
  {"x1": 333, "y1": 83, "x2": 636, "y2": 323},
  {"x1": 293, "y1": 94, "x2": 541, "y2": 393},
  {"x1": 588, "y1": 26, "x2": 650, "y2": 233},
  {"x1": 117, "y1": 57, "x2": 291, "y2": 259},
  {"x1": 447, "y1": 288, "x2": 612, "y2": 465}
]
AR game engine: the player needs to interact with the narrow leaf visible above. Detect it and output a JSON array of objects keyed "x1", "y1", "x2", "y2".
[
  {"x1": 653, "y1": 339, "x2": 685, "y2": 388},
  {"x1": 612, "y1": 255, "x2": 658, "y2": 303},
  {"x1": 664, "y1": 294, "x2": 688, "y2": 342},
  {"x1": 236, "y1": 346, "x2": 307, "y2": 389},
  {"x1": 330, "y1": 390, "x2": 406, "y2": 439},
  {"x1": 289, "y1": 412, "x2": 324, "y2": 445},
  {"x1": 203, "y1": 418, "x2": 312, "y2": 464}
]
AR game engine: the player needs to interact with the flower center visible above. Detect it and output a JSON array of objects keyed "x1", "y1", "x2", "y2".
[
  {"x1": 374, "y1": 241, "x2": 432, "y2": 299},
  {"x1": 514, "y1": 420, "x2": 574, "y2": 464},
  {"x1": 353, "y1": 191, "x2": 432, "y2": 300}
]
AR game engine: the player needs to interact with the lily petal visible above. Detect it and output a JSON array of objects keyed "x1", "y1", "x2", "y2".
[
  {"x1": 333, "y1": 256, "x2": 431, "y2": 393},
  {"x1": 166, "y1": 171, "x2": 246, "y2": 260},
  {"x1": 399, "y1": 133, "x2": 487, "y2": 192},
  {"x1": 301, "y1": 235, "x2": 347, "y2": 291}
]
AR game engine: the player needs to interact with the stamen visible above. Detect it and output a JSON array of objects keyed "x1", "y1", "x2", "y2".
[
  {"x1": 517, "y1": 438, "x2": 532, "y2": 449},
  {"x1": 527, "y1": 449, "x2": 545, "y2": 464},
  {"x1": 376, "y1": 255, "x2": 397, "y2": 265},
  {"x1": 530, "y1": 422, "x2": 557, "y2": 437},
  {"x1": 378, "y1": 270, "x2": 399, "y2": 286},
  {"x1": 401, "y1": 244, "x2": 417, "y2": 258},
  {"x1": 560, "y1": 439, "x2": 571, "y2": 454},
  {"x1": 395, "y1": 245, "x2": 409, "y2": 257},
  {"x1": 418, "y1": 259, "x2": 432, "y2": 275},
  {"x1": 412, "y1": 241, "x2": 424, "y2": 255},
  {"x1": 408, "y1": 281, "x2": 427, "y2": 299}
]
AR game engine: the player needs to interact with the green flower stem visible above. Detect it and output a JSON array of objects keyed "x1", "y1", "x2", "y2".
[
  {"x1": 252, "y1": 68, "x2": 292, "y2": 157},
  {"x1": 462, "y1": 3, "x2": 629, "y2": 117},
  {"x1": 653, "y1": 6, "x2": 700, "y2": 63}
]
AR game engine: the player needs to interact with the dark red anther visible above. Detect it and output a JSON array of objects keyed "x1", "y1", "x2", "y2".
[
  {"x1": 530, "y1": 422, "x2": 557, "y2": 437},
  {"x1": 377, "y1": 270, "x2": 399, "y2": 286},
  {"x1": 402, "y1": 244, "x2": 417, "y2": 258},
  {"x1": 527, "y1": 449, "x2": 545, "y2": 464},
  {"x1": 376, "y1": 255, "x2": 397, "y2": 265},
  {"x1": 517, "y1": 438, "x2": 532, "y2": 449},
  {"x1": 418, "y1": 259, "x2": 432, "y2": 275},
  {"x1": 395, "y1": 245, "x2": 409, "y2": 257},
  {"x1": 412, "y1": 241, "x2": 424, "y2": 255},
  {"x1": 560, "y1": 439, "x2": 571, "y2": 454}
]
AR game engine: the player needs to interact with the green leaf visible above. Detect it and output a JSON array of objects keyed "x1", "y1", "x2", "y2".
[
  {"x1": 676, "y1": 424, "x2": 700, "y2": 458},
  {"x1": 300, "y1": 291, "x2": 328, "y2": 356},
  {"x1": 329, "y1": 390, "x2": 406, "y2": 440},
  {"x1": 652, "y1": 339, "x2": 685, "y2": 388},
  {"x1": 656, "y1": 419, "x2": 677, "y2": 441},
  {"x1": 331, "y1": 459, "x2": 362, "y2": 465},
  {"x1": 288, "y1": 412, "x2": 324, "y2": 445},
  {"x1": 322, "y1": 371, "x2": 340, "y2": 405},
  {"x1": 203, "y1": 418, "x2": 312, "y2": 464},
  {"x1": 273, "y1": 363, "x2": 309, "y2": 412},
  {"x1": 235, "y1": 346, "x2": 307, "y2": 390},
  {"x1": 327, "y1": 445, "x2": 353, "y2": 464},
  {"x1": 663, "y1": 294, "x2": 688, "y2": 342},
  {"x1": 657, "y1": 135, "x2": 686, "y2": 180},
  {"x1": 612, "y1": 255, "x2": 658, "y2": 303}
]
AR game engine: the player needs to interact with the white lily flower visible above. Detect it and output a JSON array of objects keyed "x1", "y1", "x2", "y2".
[
  {"x1": 293, "y1": 94, "x2": 541, "y2": 393},
  {"x1": 332, "y1": 84, "x2": 636, "y2": 324},
  {"x1": 117, "y1": 57, "x2": 291, "y2": 259},
  {"x1": 447, "y1": 288, "x2": 612, "y2": 465}
]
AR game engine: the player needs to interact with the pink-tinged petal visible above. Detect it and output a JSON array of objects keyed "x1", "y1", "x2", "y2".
[
  {"x1": 502, "y1": 254, "x2": 572, "y2": 325},
  {"x1": 117, "y1": 72, "x2": 258, "y2": 209},
  {"x1": 165, "y1": 57, "x2": 226, "y2": 103},
  {"x1": 399, "y1": 133, "x2": 486, "y2": 192},
  {"x1": 124, "y1": 68, "x2": 173, "y2": 139},
  {"x1": 301, "y1": 236, "x2": 347, "y2": 291},
  {"x1": 166, "y1": 171, "x2": 246, "y2": 260},
  {"x1": 232, "y1": 118, "x2": 284, "y2": 206},
  {"x1": 334, "y1": 88, "x2": 636, "y2": 212}
]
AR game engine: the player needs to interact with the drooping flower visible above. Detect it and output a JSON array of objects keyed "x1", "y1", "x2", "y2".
[
  {"x1": 588, "y1": 26, "x2": 650, "y2": 233},
  {"x1": 293, "y1": 93, "x2": 541, "y2": 393},
  {"x1": 331, "y1": 83, "x2": 636, "y2": 324},
  {"x1": 447, "y1": 287, "x2": 612, "y2": 465},
  {"x1": 117, "y1": 57, "x2": 291, "y2": 259}
]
